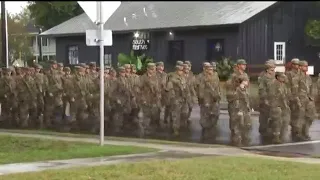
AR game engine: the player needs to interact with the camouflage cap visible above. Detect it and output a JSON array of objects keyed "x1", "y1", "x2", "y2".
[
  {"x1": 34, "y1": 64, "x2": 43, "y2": 69},
  {"x1": 105, "y1": 65, "x2": 111, "y2": 70},
  {"x1": 182, "y1": 63, "x2": 189, "y2": 68},
  {"x1": 236, "y1": 59, "x2": 247, "y2": 65},
  {"x1": 64, "y1": 67, "x2": 71, "y2": 72},
  {"x1": 175, "y1": 65, "x2": 183, "y2": 70},
  {"x1": 89, "y1": 62, "x2": 96, "y2": 66},
  {"x1": 202, "y1": 62, "x2": 211, "y2": 67},
  {"x1": 79, "y1": 63, "x2": 87, "y2": 68},
  {"x1": 176, "y1": 61, "x2": 184, "y2": 66},
  {"x1": 299, "y1": 60, "x2": 308, "y2": 66},
  {"x1": 184, "y1": 61, "x2": 191, "y2": 65},
  {"x1": 57, "y1": 63, "x2": 64, "y2": 67},
  {"x1": 291, "y1": 58, "x2": 300, "y2": 65},
  {"x1": 147, "y1": 63, "x2": 156, "y2": 69},
  {"x1": 74, "y1": 66, "x2": 82, "y2": 70},
  {"x1": 49, "y1": 60, "x2": 57, "y2": 64},
  {"x1": 275, "y1": 72, "x2": 286, "y2": 78},
  {"x1": 118, "y1": 66, "x2": 126, "y2": 72},
  {"x1": 265, "y1": 60, "x2": 276, "y2": 68},
  {"x1": 124, "y1": 64, "x2": 131, "y2": 69},
  {"x1": 156, "y1": 61, "x2": 164, "y2": 66}
]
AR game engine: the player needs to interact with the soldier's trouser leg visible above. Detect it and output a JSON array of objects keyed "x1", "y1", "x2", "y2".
[
  {"x1": 76, "y1": 98, "x2": 88, "y2": 131},
  {"x1": 200, "y1": 104, "x2": 211, "y2": 142},
  {"x1": 1, "y1": 102, "x2": 12, "y2": 128},
  {"x1": 269, "y1": 107, "x2": 282, "y2": 144},
  {"x1": 280, "y1": 108, "x2": 291, "y2": 142},
  {"x1": 164, "y1": 105, "x2": 171, "y2": 124},
  {"x1": 302, "y1": 100, "x2": 316, "y2": 140},
  {"x1": 112, "y1": 109, "x2": 124, "y2": 134},
  {"x1": 37, "y1": 96, "x2": 44, "y2": 129},
  {"x1": 290, "y1": 102, "x2": 302, "y2": 140},
  {"x1": 19, "y1": 100, "x2": 29, "y2": 128},
  {"x1": 29, "y1": 101, "x2": 38, "y2": 129},
  {"x1": 141, "y1": 105, "x2": 152, "y2": 137},
  {"x1": 210, "y1": 102, "x2": 220, "y2": 137},
  {"x1": 259, "y1": 103, "x2": 270, "y2": 136},
  {"x1": 89, "y1": 105, "x2": 100, "y2": 134},
  {"x1": 52, "y1": 94, "x2": 64, "y2": 130},
  {"x1": 180, "y1": 103, "x2": 190, "y2": 130},
  {"x1": 230, "y1": 108, "x2": 242, "y2": 146},
  {"x1": 241, "y1": 111, "x2": 252, "y2": 146},
  {"x1": 171, "y1": 103, "x2": 182, "y2": 135}
]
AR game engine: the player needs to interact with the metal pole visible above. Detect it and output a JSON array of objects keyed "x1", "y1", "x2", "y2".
[
  {"x1": 5, "y1": 10, "x2": 8, "y2": 67},
  {"x1": 98, "y1": 1, "x2": 105, "y2": 146},
  {"x1": 1, "y1": 1, "x2": 7, "y2": 67}
]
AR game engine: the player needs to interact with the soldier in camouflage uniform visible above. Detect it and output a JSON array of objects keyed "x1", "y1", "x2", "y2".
[
  {"x1": 268, "y1": 72, "x2": 291, "y2": 144},
  {"x1": 286, "y1": 58, "x2": 303, "y2": 141},
  {"x1": 33, "y1": 64, "x2": 47, "y2": 128},
  {"x1": 139, "y1": 63, "x2": 161, "y2": 137},
  {"x1": 57, "y1": 63, "x2": 65, "y2": 75},
  {"x1": 44, "y1": 60, "x2": 64, "y2": 129},
  {"x1": 156, "y1": 61, "x2": 167, "y2": 126},
  {"x1": 0, "y1": 68, "x2": 16, "y2": 127},
  {"x1": 226, "y1": 59, "x2": 250, "y2": 146},
  {"x1": 110, "y1": 67, "x2": 131, "y2": 134},
  {"x1": 298, "y1": 60, "x2": 316, "y2": 141},
  {"x1": 61, "y1": 67, "x2": 75, "y2": 131},
  {"x1": 258, "y1": 60, "x2": 276, "y2": 141},
  {"x1": 198, "y1": 63, "x2": 221, "y2": 142},
  {"x1": 166, "y1": 64, "x2": 192, "y2": 136}
]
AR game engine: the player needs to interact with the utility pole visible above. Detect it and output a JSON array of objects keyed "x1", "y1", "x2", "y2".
[{"x1": 1, "y1": 1, "x2": 8, "y2": 67}]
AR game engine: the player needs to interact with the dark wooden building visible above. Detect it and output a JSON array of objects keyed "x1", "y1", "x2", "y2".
[{"x1": 41, "y1": 1, "x2": 320, "y2": 73}]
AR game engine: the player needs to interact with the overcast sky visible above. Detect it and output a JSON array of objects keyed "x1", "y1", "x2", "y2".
[{"x1": 0, "y1": 1, "x2": 28, "y2": 15}]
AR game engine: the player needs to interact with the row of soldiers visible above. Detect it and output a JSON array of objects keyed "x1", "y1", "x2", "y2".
[{"x1": 0, "y1": 58, "x2": 316, "y2": 146}]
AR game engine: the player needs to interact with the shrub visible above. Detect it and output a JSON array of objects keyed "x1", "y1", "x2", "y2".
[
  {"x1": 117, "y1": 50, "x2": 153, "y2": 75},
  {"x1": 216, "y1": 57, "x2": 235, "y2": 81}
]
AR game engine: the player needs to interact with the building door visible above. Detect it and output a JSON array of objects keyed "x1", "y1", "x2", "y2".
[
  {"x1": 68, "y1": 45, "x2": 79, "y2": 65},
  {"x1": 206, "y1": 39, "x2": 225, "y2": 61},
  {"x1": 168, "y1": 40, "x2": 184, "y2": 65}
]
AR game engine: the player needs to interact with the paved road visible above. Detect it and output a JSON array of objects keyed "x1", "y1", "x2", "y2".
[{"x1": 153, "y1": 105, "x2": 320, "y2": 146}]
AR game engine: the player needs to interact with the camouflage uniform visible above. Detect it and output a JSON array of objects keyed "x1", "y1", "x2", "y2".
[
  {"x1": 156, "y1": 61, "x2": 167, "y2": 127},
  {"x1": 33, "y1": 64, "x2": 47, "y2": 128},
  {"x1": 298, "y1": 60, "x2": 316, "y2": 141},
  {"x1": 166, "y1": 64, "x2": 192, "y2": 136},
  {"x1": 268, "y1": 72, "x2": 291, "y2": 144},
  {"x1": 258, "y1": 60, "x2": 276, "y2": 140},
  {"x1": 286, "y1": 58, "x2": 303, "y2": 141},
  {"x1": 61, "y1": 67, "x2": 75, "y2": 131},
  {"x1": 139, "y1": 63, "x2": 162, "y2": 137},
  {"x1": 0, "y1": 68, "x2": 16, "y2": 127},
  {"x1": 198, "y1": 63, "x2": 221, "y2": 142},
  {"x1": 226, "y1": 59, "x2": 251, "y2": 146}
]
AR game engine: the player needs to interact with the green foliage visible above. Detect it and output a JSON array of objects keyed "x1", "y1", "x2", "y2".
[
  {"x1": 216, "y1": 57, "x2": 235, "y2": 81},
  {"x1": 117, "y1": 50, "x2": 154, "y2": 75},
  {"x1": 305, "y1": 19, "x2": 320, "y2": 40},
  {"x1": 27, "y1": 2, "x2": 83, "y2": 30}
]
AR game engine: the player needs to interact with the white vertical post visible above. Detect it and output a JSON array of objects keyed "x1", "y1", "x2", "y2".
[
  {"x1": 98, "y1": 1, "x2": 105, "y2": 146},
  {"x1": 5, "y1": 10, "x2": 9, "y2": 67}
]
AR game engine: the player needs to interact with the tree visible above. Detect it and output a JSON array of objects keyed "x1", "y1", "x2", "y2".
[
  {"x1": 27, "y1": 1, "x2": 83, "y2": 30},
  {"x1": 305, "y1": 2, "x2": 320, "y2": 41},
  {"x1": 0, "y1": 8, "x2": 34, "y2": 64}
]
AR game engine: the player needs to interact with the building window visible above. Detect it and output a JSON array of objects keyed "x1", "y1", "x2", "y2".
[
  {"x1": 104, "y1": 53, "x2": 112, "y2": 65},
  {"x1": 68, "y1": 45, "x2": 79, "y2": 64},
  {"x1": 42, "y1": 37, "x2": 49, "y2": 46},
  {"x1": 168, "y1": 40, "x2": 184, "y2": 65},
  {"x1": 274, "y1": 42, "x2": 286, "y2": 64},
  {"x1": 206, "y1": 39, "x2": 225, "y2": 61}
]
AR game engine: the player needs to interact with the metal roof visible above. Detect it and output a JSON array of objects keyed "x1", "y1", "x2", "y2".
[{"x1": 41, "y1": 1, "x2": 277, "y2": 36}]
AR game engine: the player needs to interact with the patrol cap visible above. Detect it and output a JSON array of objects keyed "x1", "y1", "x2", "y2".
[
  {"x1": 118, "y1": 66, "x2": 126, "y2": 72},
  {"x1": 63, "y1": 67, "x2": 71, "y2": 72},
  {"x1": 74, "y1": 66, "x2": 82, "y2": 70},
  {"x1": 156, "y1": 61, "x2": 164, "y2": 66},
  {"x1": 57, "y1": 63, "x2": 64, "y2": 67},
  {"x1": 147, "y1": 63, "x2": 156, "y2": 69},
  {"x1": 202, "y1": 62, "x2": 211, "y2": 67},
  {"x1": 265, "y1": 60, "x2": 276, "y2": 69},
  {"x1": 275, "y1": 72, "x2": 286, "y2": 78},
  {"x1": 176, "y1": 61, "x2": 184, "y2": 66},
  {"x1": 34, "y1": 64, "x2": 43, "y2": 69},
  {"x1": 184, "y1": 61, "x2": 191, "y2": 65},
  {"x1": 299, "y1": 60, "x2": 308, "y2": 66},
  {"x1": 124, "y1": 64, "x2": 131, "y2": 69},
  {"x1": 49, "y1": 60, "x2": 57, "y2": 64},
  {"x1": 291, "y1": 58, "x2": 300, "y2": 65},
  {"x1": 236, "y1": 59, "x2": 247, "y2": 65},
  {"x1": 79, "y1": 63, "x2": 87, "y2": 68},
  {"x1": 182, "y1": 63, "x2": 189, "y2": 68},
  {"x1": 89, "y1": 62, "x2": 96, "y2": 66},
  {"x1": 175, "y1": 65, "x2": 183, "y2": 70}
]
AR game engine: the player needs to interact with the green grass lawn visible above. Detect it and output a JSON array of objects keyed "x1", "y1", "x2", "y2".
[
  {"x1": 0, "y1": 135, "x2": 156, "y2": 164},
  {"x1": 0, "y1": 129, "x2": 223, "y2": 148},
  {"x1": 2, "y1": 156, "x2": 320, "y2": 180}
]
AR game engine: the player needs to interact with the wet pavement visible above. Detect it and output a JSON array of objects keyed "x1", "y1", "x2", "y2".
[
  {"x1": 137, "y1": 105, "x2": 320, "y2": 146},
  {"x1": 0, "y1": 150, "x2": 211, "y2": 175}
]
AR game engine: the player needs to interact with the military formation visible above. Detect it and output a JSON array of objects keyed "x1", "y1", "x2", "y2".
[{"x1": 0, "y1": 58, "x2": 316, "y2": 147}]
